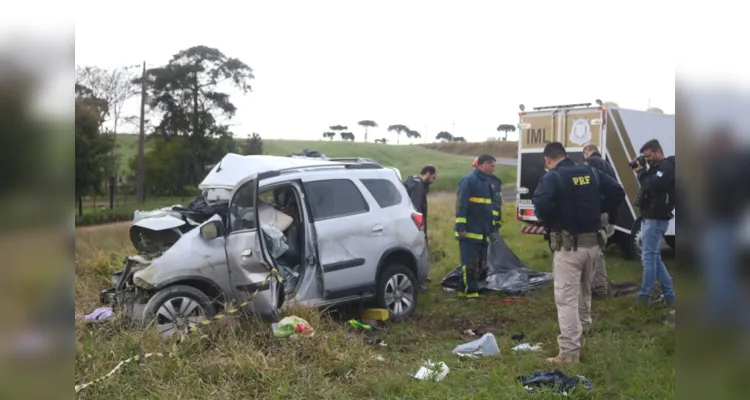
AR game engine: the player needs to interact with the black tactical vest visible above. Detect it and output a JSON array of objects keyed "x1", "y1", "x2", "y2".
[{"x1": 547, "y1": 164, "x2": 602, "y2": 236}]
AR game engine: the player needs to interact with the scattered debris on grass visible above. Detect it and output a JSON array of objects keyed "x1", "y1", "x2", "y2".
[
  {"x1": 76, "y1": 307, "x2": 113, "y2": 322},
  {"x1": 414, "y1": 360, "x2": 450, "y2": 381},
  {"x1": 363, "y1": 337, "x2": 387, "y2": 347},
  {"x1": 512, "y1": 343, "x2": 543, "y2": 352},
  {"x1": 361, "y1": 308, "x2": 389, "y2": 321},
  {"x1": 271, "y1": 316, "x2": 315, "y2": 338},
  {"x1": 511, "y1": 332, "x2": 526, "y2": 341},
  {"x1": 348, "y1": 319, "x2": 376, "y2": 331},
  {"x1": 452, "y1": 332, "x2": 499, "y2": 359},
  {"x1": 664, "y1": 309, "x2": 675, "y2": 328},
  {"x1": 518, "y1": 370, "x2": 592, "y2": 395}
]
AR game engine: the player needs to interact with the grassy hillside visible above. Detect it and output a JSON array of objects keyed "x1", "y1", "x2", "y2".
[
  {"x1": 421, "y1": 141, "x2": 518, "y2": 159},
  {"x1": 113, "y1": 135, "x2": 516, "y2": 193},
  {"x1": 264, "y1": 140, "x2": 514, "y2": 192}
]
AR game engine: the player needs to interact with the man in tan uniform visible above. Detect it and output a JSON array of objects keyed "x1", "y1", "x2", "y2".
[
  {"x1": 582, "y1": 143, "x2": 619, "y2": 298},
  {"x1": 532, "y1": 142, "x2": 625, "y2": 364}
]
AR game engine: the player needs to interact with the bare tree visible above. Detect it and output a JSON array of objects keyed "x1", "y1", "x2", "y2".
[
  {"x1": 76, "y1": 65, "x2": 138, "y2": 134},
  {"x1": 77, "y1": 65, "x2": 139, "y2": 201}
]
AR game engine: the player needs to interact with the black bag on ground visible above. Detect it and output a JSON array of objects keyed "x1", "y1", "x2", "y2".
[{"x1": 440, "y1": 237, "x2": 553, "y2": 294}]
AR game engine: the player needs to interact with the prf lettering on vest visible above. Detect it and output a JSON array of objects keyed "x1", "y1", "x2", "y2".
[
  {"x1": 525, "y1": 128, "x2": 550, "y2": 144},
  {"x1": 572, "y1": 175, "x2": 591, "y2": 186}
]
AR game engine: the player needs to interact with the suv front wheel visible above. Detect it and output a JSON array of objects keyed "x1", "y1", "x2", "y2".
[
  {"x1": 376, "y1": 264, "x2": 418, "y2": 322},
  {"x1": 142, "y1": 285, "x2": 217, "y2": 340}
]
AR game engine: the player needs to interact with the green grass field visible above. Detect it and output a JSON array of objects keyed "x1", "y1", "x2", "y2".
[
  {"x1": 79, "y1": 135, "x2": 517, "y2": 225},
  {"x1": 74, "y1": 195, "x2": 676, "y2": 399},
  {"x1": 113, "y1": 135, "x2": 516, "y2": 193}
]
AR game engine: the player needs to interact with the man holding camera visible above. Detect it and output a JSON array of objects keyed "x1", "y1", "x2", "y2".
[{"x1": 631, "y1": 139, "x2": 676, "y2": 305}]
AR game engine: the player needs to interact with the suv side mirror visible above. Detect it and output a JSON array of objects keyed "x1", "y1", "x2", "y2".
[{"x1": 200, "y1": 220, "x2": 225, "y2": 240}]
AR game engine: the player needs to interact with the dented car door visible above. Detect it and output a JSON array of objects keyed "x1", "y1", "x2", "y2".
[{"x1": 225, "y1": 174, "x2": 280, "y2": 320}]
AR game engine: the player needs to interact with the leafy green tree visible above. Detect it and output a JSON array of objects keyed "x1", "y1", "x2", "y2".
[
  {"x1": 323, "y1": 131, "x2": 336, "y2": 141},
  {"x1": 496, "y1": 123, "x2": 516, "y2": 141},
  {"x1": 387, "y1": 124, "x2": 409, "y2": 145},
  {"x1": 75, "y1": 91, "x2": 115, "y2": 215},
  {"x1": 329, "y1": 125, "x2": 347, "y2": 140},
  {"x1": 436, "y1": 131, "x2": 453, "y2": 141},
  {"x1": 138, "y1": 45, "x2": 254, "y2": 185},
  {"x1": 129, "y1": 137, "x2": 193, "y2": 197},
  {"x1": 244, "y1": 133, "x2": 264, "y2": 155}
]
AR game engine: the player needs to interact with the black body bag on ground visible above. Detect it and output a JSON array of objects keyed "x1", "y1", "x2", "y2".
[{"x1": 440, "y1": 237, "x2": 553, "y2": 294}]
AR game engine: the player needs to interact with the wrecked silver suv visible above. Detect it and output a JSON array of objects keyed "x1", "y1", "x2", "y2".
[{"x1": 101, "y1": 154, "x2": 429, "y2": 338}]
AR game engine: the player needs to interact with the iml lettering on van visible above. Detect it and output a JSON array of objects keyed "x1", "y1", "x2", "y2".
[
  {"x1": 572, "y1": 175, "x2": 591, "y2": 186},
  {"x1": 525, "y1": 128, "x2": 551, "y2": 144}
]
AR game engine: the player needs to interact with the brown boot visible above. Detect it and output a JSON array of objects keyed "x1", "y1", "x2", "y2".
[{"x1": 546, "y1": 354, "x2": 580, "y2": 365}]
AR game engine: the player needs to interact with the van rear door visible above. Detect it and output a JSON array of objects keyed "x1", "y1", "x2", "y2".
[
  {"x1": 515, "y1": 105, "x2": 606, "y2": 233},
  {"x1": 516, "y1": 110, "x2": 558, "y2": 229}
]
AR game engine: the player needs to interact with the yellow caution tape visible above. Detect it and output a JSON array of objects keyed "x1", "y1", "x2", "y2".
[{"x1": 74, "y1": 268, "x2": 283, "y2": 393}]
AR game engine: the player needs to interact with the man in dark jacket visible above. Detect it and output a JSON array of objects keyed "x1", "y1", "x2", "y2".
[
  {"x1": 583, "y1": 144, "x2": 616, "y2": 180},
  {"x1": 404, "y1": 165, "x2": 437, "y2": 237},
  {"x1": 632, "y1": 139, "x2": 676, "y2": 305},
  {"x1": 404, "y1": 165, "x2": 437, "y2": 292},
  {"x1": 582, "y1": 143, "x2": 617, "y2": 298},
  {"x1": 455, "y1": 154, "x2": 498, "y2": 299}
]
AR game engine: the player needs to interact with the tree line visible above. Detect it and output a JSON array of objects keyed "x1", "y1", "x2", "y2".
[
  {"x1": 75, "y1": 44, "x2": 520, "y2": 213},
  {"x1": 75, "y1": 45, "x2": 264, "y2": 212}
]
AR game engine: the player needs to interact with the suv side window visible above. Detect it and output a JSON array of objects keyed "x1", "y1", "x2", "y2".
[
  {"x1": 304, "y1": 179, "x2": 369, "y2": 220},
  {"x1": 361, "y1": 178, "x2": 402, "y2": 209}
]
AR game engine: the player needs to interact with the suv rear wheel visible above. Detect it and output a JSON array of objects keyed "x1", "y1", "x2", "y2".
[{"x1": 376, "y1": 264, "x2": 418, "y2": 322}]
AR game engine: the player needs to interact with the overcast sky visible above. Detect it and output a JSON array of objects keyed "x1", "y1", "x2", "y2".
[{"x1": 72, "y1": 0, "x2": 683, "y2": 143}]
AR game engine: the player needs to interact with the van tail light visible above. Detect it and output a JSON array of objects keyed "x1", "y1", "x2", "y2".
[
  {"x1": 411, "y1": 212, "x2": 425, "y2": 231},
  {"x1": 517, "y1": 208, "x2": 534, "y2": 220}
]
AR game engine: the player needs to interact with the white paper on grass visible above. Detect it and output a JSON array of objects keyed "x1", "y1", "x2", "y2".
[
  {"x1": 414, "y1": 360, "x2": 450, "y2": 381},
  {"x1": 512, "y1": 343, "x2": 543, "y2": 352},
  {"x1": 452, "y1": 333, "x2": 499, "y2": 358}
]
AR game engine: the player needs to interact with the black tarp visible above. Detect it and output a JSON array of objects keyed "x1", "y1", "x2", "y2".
[{"x1": 440, "y1": 237, "x2": 553, "y2": 294}]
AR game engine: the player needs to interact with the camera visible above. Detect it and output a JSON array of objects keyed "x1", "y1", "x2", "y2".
[{"x1": 628, "y1": 155, "x2": 647, "y2": 169}]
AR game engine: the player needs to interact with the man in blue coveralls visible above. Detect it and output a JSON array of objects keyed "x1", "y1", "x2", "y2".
[{"x1": 455, "y1": 154, "x2": 498, "y2": 299}]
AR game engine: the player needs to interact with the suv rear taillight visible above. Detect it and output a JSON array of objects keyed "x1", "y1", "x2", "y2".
[{"x1": 411, "y1": 212, "x2": 424, "y2": 231}]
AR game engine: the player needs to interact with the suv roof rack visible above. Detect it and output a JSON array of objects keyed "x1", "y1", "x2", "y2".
[
  {"x1": 532, "y1": 102, "x2": 592, "y2": 111},
  {"x1": 325, "y1": 157, "x2": 384, "y2": 168},
  {"x1": 258, "y1": 158, "x2": 383, "y2": 180},
  {"x1": 286, "y1": 154, "x2": 385, "y2": 168}
]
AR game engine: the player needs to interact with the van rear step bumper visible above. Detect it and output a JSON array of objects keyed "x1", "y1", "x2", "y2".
[{"x1": 521, "y1": 225, "x2": 545, "y2": 235}]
